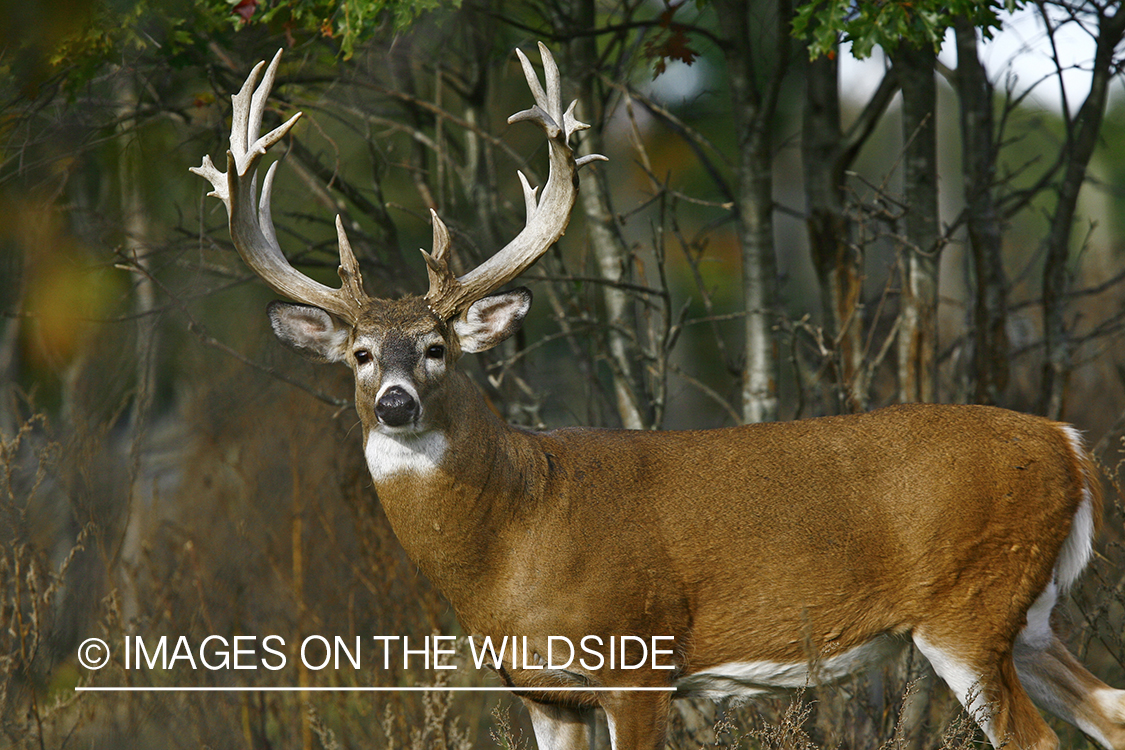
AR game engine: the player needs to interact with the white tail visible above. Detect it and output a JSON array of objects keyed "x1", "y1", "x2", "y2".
[{"x1": 193, "y1": 47, "x2": 1125, "y2": 750}]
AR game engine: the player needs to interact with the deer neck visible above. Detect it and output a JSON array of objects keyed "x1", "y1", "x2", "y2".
[{"x1": 362, "y1": 372, "x2": 544, "y2": 599}]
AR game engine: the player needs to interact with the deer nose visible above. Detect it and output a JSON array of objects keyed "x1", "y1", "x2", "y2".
[{"x1": 375, "y1": 386, "x2": 419, "y2": 427}]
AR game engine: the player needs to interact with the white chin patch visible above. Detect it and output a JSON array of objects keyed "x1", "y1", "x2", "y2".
[{"x1": 364, "y1": 429, "x2": 447, "y2": 482}]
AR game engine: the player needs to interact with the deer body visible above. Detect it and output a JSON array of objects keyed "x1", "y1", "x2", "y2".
[
  {"x1": 374, "y1": 394, "x2": 1089, "y2": 678},
  {"x1": 194, "y1": 47, "x2": 1125, "y2": 750}
]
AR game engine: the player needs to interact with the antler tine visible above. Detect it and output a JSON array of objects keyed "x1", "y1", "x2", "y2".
[
  {"x1": 420, "y1": 210, "x2": 458, "y2": 308},
  {"x1": 247, "y1": 50, "x2": 280, "y2": 157},
  {"x1": 192, "y1": 50, "x2": 371, "y2": 324},
  {"x1": 335, "y1": 216, "x2": 367, "y2": 307},
  {"x1": 513, "y1": 48, "x2": 551, "y2": 129},
  {"x1": 423, "y1": 43, "x2": 606, "y2": 321},
  {"x1": 228, "y1": 58, "x2": 264, "y2": 173},
  {"x1": 517, "y1": 171, "x2": 539, "y2": 222},
  {"x1": 258, "y1": 160, "x2": 283, "y2": 253},
  {"x1": 539, "y1": 42, "x2": 563, "y2": 133}
]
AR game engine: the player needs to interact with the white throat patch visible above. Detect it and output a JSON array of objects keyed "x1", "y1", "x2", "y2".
[{"x1": 364, "y1": 429, "x2": 448, "y2": 482}]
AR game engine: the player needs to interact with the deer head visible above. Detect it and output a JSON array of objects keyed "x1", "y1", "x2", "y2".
[{"x1": 191, "y1": 43, "x2": 604, "y2": 439}]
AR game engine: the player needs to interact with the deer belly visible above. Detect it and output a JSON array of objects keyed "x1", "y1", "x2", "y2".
[{"x1": 674, "y1": 634, "x2": 902, "y2": 698}]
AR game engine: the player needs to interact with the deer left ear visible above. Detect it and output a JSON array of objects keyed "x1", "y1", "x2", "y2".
[{"x1": 454, "y1": 288, "x2": 532, "y2": 353}]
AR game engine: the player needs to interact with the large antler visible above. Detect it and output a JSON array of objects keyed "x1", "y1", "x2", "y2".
[
  {"x1": 191, "y1": 50, "x2": 370, "y2": 324},
  {"x1": 421, "y1": 42, "x2": 607, "y2": 320}
]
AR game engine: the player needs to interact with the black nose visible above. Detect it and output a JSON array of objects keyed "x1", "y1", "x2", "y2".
[{"x1": 375, "y1": 386, "x2": 419, "y2": 427}]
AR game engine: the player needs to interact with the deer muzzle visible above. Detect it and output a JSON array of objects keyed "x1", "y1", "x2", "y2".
[{"x1": 375, "y1": 385, "x2": 420, "y2": 428}]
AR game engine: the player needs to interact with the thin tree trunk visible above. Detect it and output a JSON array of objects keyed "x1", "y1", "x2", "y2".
[
  {"x1": 113, "y1": 70, "x2": 159, "y2": 615},
  {"x1": 1039, "y1": 4, "x2": 1125, "y2": 419},
  {"x1": 737, "y1": 135, "x2": 779, "y2": 426},
  {"x1": 803, "y1": 51, "x2": 864, "y2": 413},
  {"x1": 955, "y1": 20, "x2": 1008, "y2": 406},
  {"x1": 803, "y1": 38, "x2": 899, "y2": 413},
  {"x1": 565, "y1": 0, "x2": 649, "y2": 429},
  {"x1": 715, "y1": 0, "x2": 791, "y2": 424},
  {"x1": 117, "y1": 73, "x2": 157, "y2": 432},
  {"x1": 461, "y1": 11, "x2": 499, "y2": 253},
  {"x1": 893, "y1": 42, "x2": 940, "y2": 405}
]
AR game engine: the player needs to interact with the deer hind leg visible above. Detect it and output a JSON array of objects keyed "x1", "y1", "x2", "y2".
[
  {"x1": 1008, "y1": 575, "x2": 1125, "y2": 750},
  {"x1": 523, "y1": 700, "x2": 596, "y2": 750},
  {"x1": 913, "y1": 633, "x2": 1059, "y2": 750},
  {"x1": 1014, "y1": 631, "x2": 1125, "y2": 750}
]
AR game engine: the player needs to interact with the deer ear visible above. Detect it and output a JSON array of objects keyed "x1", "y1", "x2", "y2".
[
  {"x1": 454, "y1": 288, "x2": 532, "y2": 353},
  {"x1": 267, "y1": 301, "x2": 350, "y2": 363}
]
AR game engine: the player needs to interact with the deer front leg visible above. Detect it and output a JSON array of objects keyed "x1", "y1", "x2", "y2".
[
  {"x1": 601, "y1": 691, "x2": 671, "y2": 750},
  {"x1": 915, "y1": 633, "x2": 1059, "y2": 750},
  {"x1": 523, "y1": 700, "x2": 596, "y2": 750}
]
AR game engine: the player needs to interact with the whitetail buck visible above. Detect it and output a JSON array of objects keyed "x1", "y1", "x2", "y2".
[{"x1": 193, "y1": 46, "x2": 1125, "y2": 750}]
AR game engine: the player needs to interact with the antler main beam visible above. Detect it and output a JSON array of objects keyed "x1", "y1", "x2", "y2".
[
  {"x1": 422, "y1": 42, "x2": 607, "y2": 320},
  {"x1": 191, "y1": 50, "x2": 370, "y2": 324}
]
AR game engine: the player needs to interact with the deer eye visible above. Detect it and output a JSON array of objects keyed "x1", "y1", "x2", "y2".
[
  {"x1": 354, "y1": 349, "x2": 372, "y2": 364},
  {"x1": 425, "y1": 344, "x2": 446, "y2": 360}
]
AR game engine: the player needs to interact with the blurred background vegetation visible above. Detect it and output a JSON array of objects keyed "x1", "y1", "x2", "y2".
[{"x1": 2, "y1": 0, "x2": 1124, "y2": 747}]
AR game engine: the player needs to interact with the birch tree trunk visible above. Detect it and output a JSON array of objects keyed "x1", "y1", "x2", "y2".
[
  {"x1": 892, "y1": 42, "x2": 940, "y2": 404},
  {"x1": 715, "y1": 0, "x2": 791, "y2": 424},
  {"x1": 564, "y1": 0, "x2": 650, "y2": 429}
]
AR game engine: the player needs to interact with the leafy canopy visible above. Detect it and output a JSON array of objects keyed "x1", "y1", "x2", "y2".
[
  {"x1": 3, "y1": 0, "x2": 453, "y2": 97},
  {"x1": 793, "y1": 0, "x2": 1022, "y2": 59}
]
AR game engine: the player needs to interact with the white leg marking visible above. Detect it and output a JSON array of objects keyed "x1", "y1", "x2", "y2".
[
  {"x1": 1097, "y1": 687, "x2": 1125, "y2": 724},
  {"x1": 913, "y1": 635, "x2": 996, "y2": 746},
  {"x1": 1080, "y1": 709, "x2": 1119, "y2": 750},
  {"x1": 364, "y1": 429, "x2": 447, "y2": 481},
  {"x1": 1056, "y1": 425, "x2": 1095, "y2": 590}
]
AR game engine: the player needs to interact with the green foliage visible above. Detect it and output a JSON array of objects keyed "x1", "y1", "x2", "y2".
[
  {"x1": 7, "y1": 0, "x2": 455, "y2": 96},
  {"x1": 792, "y1": 0, "x2": 1021, "y2": 59},
  {"x1": 220, "y1": 0, "x2": 457, "y2": 59}
]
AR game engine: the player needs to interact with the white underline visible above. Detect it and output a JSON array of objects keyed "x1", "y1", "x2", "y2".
[{"x1": 75, "y1": 686, "x2": 676, "y2": 693}]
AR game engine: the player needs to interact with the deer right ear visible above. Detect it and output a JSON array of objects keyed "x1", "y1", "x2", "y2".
[{"x1": 267, "y1": 301, "x2": 350, "y2": 363}]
